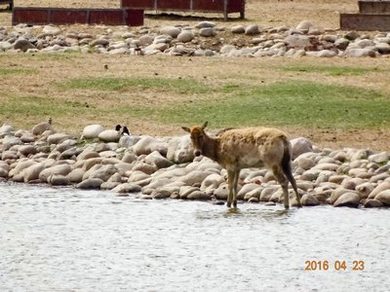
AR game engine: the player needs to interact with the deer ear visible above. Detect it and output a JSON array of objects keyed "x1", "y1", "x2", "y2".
[
  {"x1": 202, "y1": 121, "x2": 208, "y2": 130},
  {"x1": 182, "y1": 126, "x2": 191, "y2": 133}
]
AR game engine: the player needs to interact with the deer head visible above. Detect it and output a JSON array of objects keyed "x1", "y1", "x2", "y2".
[{"x1": 182, "y1": 121, "x2": 208, "y2": 157}]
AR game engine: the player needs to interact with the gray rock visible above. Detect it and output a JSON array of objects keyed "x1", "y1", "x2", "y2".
[
  {"x1": 67, "y1": 168, "x2": 85, "y2": 183},
  {"x1": 231, "y1": 25, "x2": 245, "y2": 34},
  {"x1": 49, "y1": 174, "x2": 70, "y2": 186},
  {"x1": 345, "y1": 48, "x2": 376, "y2": 58},
  {"x1": 177, "y1": 30, "x2": 194, "y2": 43},
  {"x1": 245, "y1": 25, "x2": 260, "y2": 35},
  {"x1": 98, "y1": 129, "x2": 120, "y2": 142},
  {"x1": 39, "y1": 164, "x2": 72, "y2": 183},
  {"x1": 334, "y1": 192, "x2": 360, "y2": 208},
  {"x1": 112, "y1": 183, "x2": 142, "y2": 193},
  {"x1": 375, "y1": 190, "x2": 390, "y2": 206},
  {"x1": 199, "y1": 28, "x2": 216, "y2": 37},
  {"x1": 334, "y1": 38, "x2": 350, "y2": 50},
  {"x1": 344, "y1": 31, "x2": 360, "y2": 41},
  {"x1": 195, "y1": 21, "x2": 216, "y2": 29},
  {"x1": 301, "y1": 194, "x2": 320, "y2": 206},
  {"x1": 77, "y1": 178, "x2": 103, "y2": 189},
  {"x1": 32, "y1": 121, "x2": 52, "y2": 136},
  {"x1": 145, "y1": 151, "x2": 173, "y2": 169},
  {"x1": 296, "y1": 20, "x2": 314, "y2": 32},
  {"x1": 290, "y1": 137, "x2": 313, "y2": 159},
  {"x1": 376, "y1": 43, "x2": 390, "y2": 54},
  {"x1": 160, "y1": 26, "x2": 181, "y2": 38},
  {"x1": 284, "y1": 35, "x2": 310, "y2": 49},
  {"x1": 166, "y1": 135, "x2": 194, "y2": 164},
  {"x1": 13, "y1": 38, "x2": 35, "y2": 52},
  {"x1": 47, "y1": 133, "x2": 72, "y2": 144},
  {"x1": 363, "y1": 199, "x2": 383, "y2": 208}
]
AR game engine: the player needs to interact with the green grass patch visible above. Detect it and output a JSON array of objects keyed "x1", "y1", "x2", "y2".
[
  {"x1": 282, "y1": 65, "x2": 380, "y2": 76},
  {"x1": 127, "y1": 81, "x2": 390, "y2": 129},
  {"x1": 0, "y1": 67, "x2": 37, "y2": 76},
  {"x1": 60, "y1": 77, "x2": 212, "y2": 94},
  {"x1": 0, "y1": 95, "x2": 93, "y2": 119}
]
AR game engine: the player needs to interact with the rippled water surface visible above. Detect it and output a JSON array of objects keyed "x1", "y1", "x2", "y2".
[{"x1": 1, "y1": 182, "x2": 389, "y2": 292}]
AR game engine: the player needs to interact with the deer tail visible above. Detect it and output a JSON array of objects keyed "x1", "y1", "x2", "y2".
[{"x1": 281, "y1": 138, "x2": 300, "y2": 201}]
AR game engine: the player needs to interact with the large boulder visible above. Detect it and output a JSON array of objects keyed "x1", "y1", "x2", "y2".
[
  {"x1": 166, "y1": 135, "x2": 194, "y2": 164},
  {"x1": 290, "y1": 137, "x2": 313, "y2": 159}
]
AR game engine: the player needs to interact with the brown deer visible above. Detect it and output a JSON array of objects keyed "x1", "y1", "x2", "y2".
[{"x1": 182, "y1": 122, "x2": 302, "y2": 209}]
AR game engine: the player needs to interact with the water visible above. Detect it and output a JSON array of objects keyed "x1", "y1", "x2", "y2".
[{"x1": 0, "y1": 182, "x2": 389, "y2": 292}]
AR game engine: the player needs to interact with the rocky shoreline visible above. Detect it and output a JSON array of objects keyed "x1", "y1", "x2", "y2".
[
  {"x1": 1, "y1": 20, "x2": 390, "y2": 57},
  {"x1": 0, "y1": 122, "x2": 389, "y2": 208}
]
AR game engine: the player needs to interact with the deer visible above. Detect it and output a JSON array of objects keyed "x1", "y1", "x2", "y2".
[{"x1": 182, "y1": 121, "x2": 302, "y2": 209}]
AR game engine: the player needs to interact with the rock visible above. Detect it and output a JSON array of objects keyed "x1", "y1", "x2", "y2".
[
  {"x1": 231, "y1": 25, "x2": 245, "y2": 34},
  {"x1": 112, "y1": 183, "x2": 142, "y2": 193},
  {"x1": 345, "y1": 48, "x2": 376, "y2": 58},
  {"x1": 82, "y1": 124, "x2": 105, "y2": 139},
  {"x1": 245, "y1": 25, "x2": 260, "y2": 35},
  {"x1": 344, "y1": 31, "x2": 360, "y2": 41},
  {"x1": 32, "y1": 121, "x2": 52, "y2": 136},
  {"x1": 138, "y1": 35, "x2": 154, "y2": 46},
  {"x1": 132, "y1": 136, "x2": 167, "y2": 156},
  {"x1": 376, "y1": 43, "x2": 390, "y2": 54},
  {"x1": 67, "y1": 168, "x2": 85, "y2": 183},
  {"x1": 77, "y1": 178, "x2": 103, "y2": 189},
  {"x1": 145, "y1": 151, "x2": 173, "y2": 169},
  {"x1": 39, "y1": 164, "x2": 72, "y2": 183},
  {"x1": 301, "y1": 194, "x2": 320, "y2": 206},
  {"x1": 195, "y1": 21, "x2": 216, "y2": 29},
  {"x1": 23, "y1": 163, "x2": 45, "y2": 183},
  {"x1": 180, "y1": 170, "x2": 212, "y2": 186},
  {"x1": 13, "y1": 38, "x2": 35, "y2": 52},
  {"x1": 334, "y1": 38, "x2": 350, "y2": 50},
  {"x1": 290, "y1": 137, "x2": 313, "y2": 159},
  {"x1": 49, "y1": 174, "x2": 70, "y2": 186},
  {"x1": 368, "y1": 181, "x2": 390, "y2": 199},
  {"x1": 363, "y1": 199, "x2": 384, "y2": 208},
  {"x1": 132, "y1": 161, "x2": 157, "y2": 175},
  {"x1": 334, "y1": 192, "x2": 360, "y2": 208},
  {"x1": 199, "y1": 28, "x2": 216, "y2": 37},
  {"x1": 177, "y1": 30, "x2": 194, "y2": 43},
  {"x1": 296, "y1": 20, "x2": 314, "y2": 32},
  {"x1": 166, "y1": 135, "x2": 194, "y2": 164},
  {"x1": 236, "y1": 183, "x2": 260, "y2": 200},
  {"x1": 90, "y1": 38, "x2": 110, "y2": 47},
  {"x1": 47, "y1": 133, "x2": 72, "y2": 144},
  {"x1": 329, "y1": 187, "x2": 351, "y2": 204},
  {"x1": 375, "y1": 190, "x2": 390, "y2": 206},
  {"x1": 98, "y1": 130, "x2": 120, "y2": 142},
  {"x1": 18, "y1": 145, "x2": 37, "y2": 157},
  {"x1": 284, "y1": 35, "x2": 311, "y2": 49},
  {"x1": 160, "y1": 26, "x2": 181, "y2": 38},
  {"x1": 42, "y1": 25, "x2": 61, "y2": 36},
  {"x1": 86, "y1": 164, "x2": 117, "y2": 181},
  {"x1": 369, "y1": 152, "x2": 389, "y2": 164}
]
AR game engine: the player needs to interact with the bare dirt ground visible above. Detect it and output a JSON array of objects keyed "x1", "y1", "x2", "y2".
[{"x1": 0, "y1": 0, "x2": 389, "y2": 150}]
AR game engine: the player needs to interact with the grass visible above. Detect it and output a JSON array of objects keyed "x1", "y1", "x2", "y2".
[
  {"x1": 60, "y1": 77, "x2": 213, "y2": 94},
  {"x1": 281, "y1": 65, "x2": 381, "y2": 76},
  {"x1": 0, "y1": 67, "x2": 37, "y2": 76},
  {"x1": 3, "y1": 79, "x2": 389, "y2": 130},
  {"x1": 124, "y1": 81, "x2": 390, "y2": 129}
]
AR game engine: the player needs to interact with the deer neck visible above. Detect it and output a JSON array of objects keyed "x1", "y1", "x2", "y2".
[{"x1": 201, "y1": 135, "x2": 219, "y2": 162}]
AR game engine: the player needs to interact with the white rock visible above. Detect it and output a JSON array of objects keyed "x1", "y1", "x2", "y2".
[{"x1": 82, "y1": 124, "x2": 105, "y2": 139}]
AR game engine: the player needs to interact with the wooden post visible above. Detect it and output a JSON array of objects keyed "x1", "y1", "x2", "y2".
[
  {"x1": 240, "y1": 0, "x2": 245, "y2": 19},
  {"x1": 223, "y1": 0, "x2": 228, "y2": 21}
]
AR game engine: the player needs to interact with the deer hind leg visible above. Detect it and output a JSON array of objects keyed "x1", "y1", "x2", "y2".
[
  {"x1": 232, "y1": 169, "x2": 240, "y2": 208},
  {"x1": 273, "y1": 166, "x2": 290, "y2": 209},
  {"x1": 227, "y1": 170, "x2": 235, "y2": 208}
]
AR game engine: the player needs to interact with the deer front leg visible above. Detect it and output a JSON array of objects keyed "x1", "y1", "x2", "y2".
[
  {"x1": 227, "y1": 170, "x2": 234, "y2": 208},
  {"x1": 232, "y1": 169, "x2": 240, "y2": 208}
]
